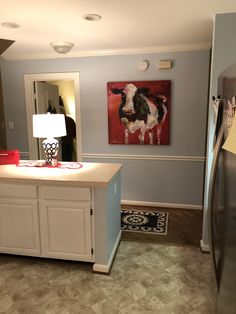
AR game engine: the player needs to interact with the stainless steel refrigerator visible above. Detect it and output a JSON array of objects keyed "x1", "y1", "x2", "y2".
[{"x1": 208, "y1": 83, "x2": 236, "y2": 313}]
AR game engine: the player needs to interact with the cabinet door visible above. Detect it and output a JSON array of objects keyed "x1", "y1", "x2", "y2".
[
  {"x1": 39, "y1": 202, "x2": 93, "y2": 262},
  {"x1": 0, "y1": 200, "x2": 40, "y2": 255}
]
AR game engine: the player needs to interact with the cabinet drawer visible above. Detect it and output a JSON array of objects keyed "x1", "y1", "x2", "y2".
[
  {"x1": 0, "y1": 183, "x2": 37, "y2": 198},
  {"x1": 39, "y1": 186, "x2": 91, "y2": 201}
]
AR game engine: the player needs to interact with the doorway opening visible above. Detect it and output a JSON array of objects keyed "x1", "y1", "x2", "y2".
[{"x1": 24, "y1": 72, "x2": 82, "y2": 161}]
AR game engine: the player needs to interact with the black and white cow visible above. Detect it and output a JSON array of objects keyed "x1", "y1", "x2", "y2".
[{"x1": 112, "y1": 83, "x2": 168, "y2": 144}]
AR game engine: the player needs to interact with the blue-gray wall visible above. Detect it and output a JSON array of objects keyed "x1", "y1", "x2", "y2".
[{"x1": 0, "y1": 49, "x2": 210, "y2": 208}]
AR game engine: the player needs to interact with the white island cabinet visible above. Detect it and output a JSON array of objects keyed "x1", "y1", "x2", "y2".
[{"x1": 0, "y1": 162, "x2": 122, "y2": 273}]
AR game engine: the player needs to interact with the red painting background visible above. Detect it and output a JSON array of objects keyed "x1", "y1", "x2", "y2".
[{"x1": 107, "y1": 80, "x2": 171, "y2": 144}]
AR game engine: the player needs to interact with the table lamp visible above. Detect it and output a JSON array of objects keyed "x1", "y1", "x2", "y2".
[{"x1": 33, "y1": 113, "x2": 66, "y2": 164}]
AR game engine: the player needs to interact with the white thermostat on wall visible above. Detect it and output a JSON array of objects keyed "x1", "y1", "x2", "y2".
[
  {"x1": 158, "y1": 60, "x2": 172, "y2": 69},
  {"x1": 137, "y1": 60, "x2": 149, "y2": 71}
]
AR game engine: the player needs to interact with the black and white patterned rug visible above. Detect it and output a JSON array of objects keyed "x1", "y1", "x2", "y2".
[{"x1": 121, "y1": 209, "x2": 169, "y2": 235}]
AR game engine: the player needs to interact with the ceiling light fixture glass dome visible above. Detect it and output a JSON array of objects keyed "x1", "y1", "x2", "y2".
[{"x1": 50, "y1": 41, "x2": 75, "y2": 54}]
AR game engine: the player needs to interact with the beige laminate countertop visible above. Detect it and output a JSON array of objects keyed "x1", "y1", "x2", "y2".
[{"x1": 0, "y1": 162, "x2": 122, "y2": 187}]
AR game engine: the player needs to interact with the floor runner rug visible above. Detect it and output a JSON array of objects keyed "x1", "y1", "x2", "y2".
[{"x1": 121, "y1": 209, "x2": 169, "y2": 235}]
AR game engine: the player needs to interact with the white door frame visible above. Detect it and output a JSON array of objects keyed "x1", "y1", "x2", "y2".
[{"x1": 24, "y1": 72, "x2": 82, "y2": 161}]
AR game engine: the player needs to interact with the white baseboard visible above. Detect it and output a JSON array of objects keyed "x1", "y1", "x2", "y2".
[
  {"x1": 200, "y1": 239, "x2": 210, "y2": 252},
  {"x1": 121, "y1": 199, "x2": 202, "y2": 210},
  {"x1": 93, "y1": 230, "x2": 122, "y2": 273}
]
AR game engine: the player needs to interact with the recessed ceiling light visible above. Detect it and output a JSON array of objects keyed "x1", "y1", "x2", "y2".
[
  {"x1": 1, "y1": 22, "x2": 21, "y2": 29},
  {"x1": 83, "y1": 14, "x2": 102, "y2": 21}
]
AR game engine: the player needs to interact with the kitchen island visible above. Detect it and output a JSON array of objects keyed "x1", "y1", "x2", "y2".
[{"x1": 0, "y1": 161, "x2": 122, "y2": 273}]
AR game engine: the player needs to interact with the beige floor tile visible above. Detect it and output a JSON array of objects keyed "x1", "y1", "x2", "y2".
[{"x1": 0, "y1": 232, "x2": 213, "y2": 314}]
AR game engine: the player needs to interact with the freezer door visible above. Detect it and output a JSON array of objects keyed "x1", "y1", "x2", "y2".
[
  {"x1": 208, "y1": 124, "x2": 224, "y2": 292},
  {"x1": 217, "y1": 151, "x2": 236, "y2": 313},
  {"x1": 212, "y1": 149, "x2": 225, "y2": 288}
]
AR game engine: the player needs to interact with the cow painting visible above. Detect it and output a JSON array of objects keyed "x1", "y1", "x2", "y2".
[{"x1": 107, "y1": 81, "x2": 170, "y2": 145}]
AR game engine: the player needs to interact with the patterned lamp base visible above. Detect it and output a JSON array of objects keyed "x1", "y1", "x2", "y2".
[{"x1": 42, "y1": 138, "x2": 59, "y2": 165}]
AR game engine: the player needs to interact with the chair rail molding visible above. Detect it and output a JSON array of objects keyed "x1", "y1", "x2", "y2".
[
  {"x1": 21, "y1": 152, "x2": 205, "y2": 162},
  {"x1": 83, "y1": 153, "x2": 205, "y2": 162}
]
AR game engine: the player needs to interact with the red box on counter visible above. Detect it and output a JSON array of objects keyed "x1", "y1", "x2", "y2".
[{"x1": 0, "y1": 150, "x2": 20, "y2": 165}]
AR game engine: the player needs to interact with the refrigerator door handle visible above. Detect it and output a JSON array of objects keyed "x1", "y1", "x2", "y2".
[{"x1": 208, "y1": 124, "x2": 224, "y2": 291}]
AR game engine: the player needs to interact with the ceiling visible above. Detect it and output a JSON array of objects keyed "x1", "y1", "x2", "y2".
[{"x1": 1, "y1": 0, "x2": 236, "y2": 60}]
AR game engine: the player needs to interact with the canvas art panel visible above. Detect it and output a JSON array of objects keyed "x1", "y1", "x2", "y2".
[{"x1": 107, "y1": 80, "x2": 171, "y2": 145}]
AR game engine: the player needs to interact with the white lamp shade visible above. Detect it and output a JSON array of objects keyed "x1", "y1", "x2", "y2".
[{"x1": 33, "y1": 113, "x2": 67, "y2": 138}]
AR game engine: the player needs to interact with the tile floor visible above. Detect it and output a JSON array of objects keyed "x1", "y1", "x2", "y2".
[{"x1": 0, "y1": 208, "x2": 215, "y2": 314}]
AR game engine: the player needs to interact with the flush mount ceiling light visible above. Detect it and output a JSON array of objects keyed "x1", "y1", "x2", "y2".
[
  {"x1": 1, "y1": 22, "x2": 21, "y2": 28},
  {"x1": 50, "y1": 41, "x2": 74, "y2": 54},
  {"x1": 83, "y1": 14, "x2": 102, "y2": 21}
]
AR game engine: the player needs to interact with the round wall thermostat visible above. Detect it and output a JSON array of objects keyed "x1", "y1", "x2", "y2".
[{"x1": 138, "y1": 60, "x2": 149, "y2": 71}]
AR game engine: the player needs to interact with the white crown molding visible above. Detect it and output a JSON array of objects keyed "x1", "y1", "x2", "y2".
[
  {"x1": 121, "y1": 199, "x2": 203, "y2": 210},
  {"x1": 3, "y1": 42, "x2": 211, "y2": 61},
  {"x1": 83, "y1": 153, "x2": 205, "y2": 162}
]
